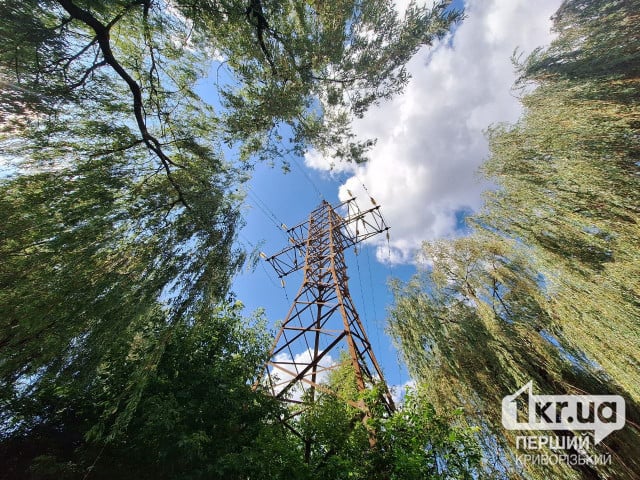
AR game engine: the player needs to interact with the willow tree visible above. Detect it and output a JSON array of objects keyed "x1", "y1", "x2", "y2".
[
  {"x1": 390, "y1": 235, "x2": 640, "y2": 479},
  {"x1": 478, "y1": 0, "x2": 640, "y2": 402},
  {"x1": 389, "y1": 0, "x2": 640, "y2": 478},
  {"x1": 0, "y1": 303, "x2": 294, "y2": 480},
  {"x1": 0, "y1": 0, "x2": 461, "y2": 447}
]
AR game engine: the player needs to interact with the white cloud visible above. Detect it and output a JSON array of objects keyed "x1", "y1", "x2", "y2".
[
  {"x1": 391, "y1": 378, "x2": 417, "y2": 406},
  {"x1": 269, "y1": 349, "x2": 336, "y2": 401},
  {"x1": 306, "y1": 0, "x2": 562, "y2": 263}
]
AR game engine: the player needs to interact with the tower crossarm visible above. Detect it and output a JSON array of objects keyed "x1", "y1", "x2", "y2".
[
  {"x1": 265, "y1": 243, "x2": 306, "y2": 278},
  {"x1": 338, "y1": 199, "x2": 389, "y2": 248},
  {"x1": 264, "y1": 217, "x2": 310, "y2": 277},
  {"x1": 265, "y1": 198, "x2": 389, "y2": 278}
]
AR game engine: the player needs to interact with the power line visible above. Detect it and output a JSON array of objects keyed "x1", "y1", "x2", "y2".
[
  {"x1": 288, "y1": 154, "x2": 324, "y2": 201},
  {"x1": 380, "y1": 224, "x2": 405, "y2": 388},
  {"x1": 344, "y1": 175, "x2": 390, "y2": 374},
  {"x1": 364, "y1": 246, "x2": 383, "y2": 356},
  {"x1": 259, "y1": 256, "x2": 281, "y2": 290},
  {"x1": 245, "y1": 192, "x2": 280, "y2": 230},
  {"x1": 348, "y1": 173, "x2": 378, "y2": 207},
  {"x1": 246, "y1": 185, "x2": 283, "y2": 226},
  {"x1": 237, "y1": 234, "x2": 296, "y2": 341},
  {"x1": 354, "y1": 248, "x2": 370, "y2": 327},
  {"x1": 245, "y1": 186, "x2": 290, "y2": 241}
]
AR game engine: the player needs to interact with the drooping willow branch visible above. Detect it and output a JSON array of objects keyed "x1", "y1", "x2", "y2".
[{"x1": 57, "y1": 0, "x2": 191, "y2": 210}]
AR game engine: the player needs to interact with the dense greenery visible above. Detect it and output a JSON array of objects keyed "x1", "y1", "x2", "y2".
[
  {"x1": 0, "y1": 303, "x2": 287, "y2": 479},
  {"x1": 276, "y1": 358, "x2": 482, "y2": 480},
  {"x1": 0, "y1": 0, "x2": 471, "y2": 479},
  {"x1": 1, "y1": 324, "x2": 482, "y2": 480},
  {"x1": 389, "y1": 0, "x2": 640, "y2": 478}
]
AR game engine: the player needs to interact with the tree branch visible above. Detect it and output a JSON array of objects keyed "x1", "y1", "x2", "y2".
[
  {"x1": 89, "y1": 138, "x2": 145, "y2": 158},
  {"x1": 56, "y1": 0, "x2": 192, "y2": 210},
  {"x1": 66, "y1": 58, "x2": 107, "y2": 90},
  {"x1": 246, "y1": 0, "x2": 277, "y2": 76}
]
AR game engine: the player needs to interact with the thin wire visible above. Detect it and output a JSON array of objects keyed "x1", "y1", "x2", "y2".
[
  {"x1": 355, "y1": 174, "x2": 371, "y2": 196},
  {"x1": 346, "y1": 176, "x2": 398, "y2": 385},
  {"x1": 349, "y1": 173, "x2": 378, "y2": 207},
  {"x1": 238, "y1": 176, "x2": 321, "y2": 385},
  {"x1": 237, "y1": 231, "x2": 292, "y2": 321},
  {"x1": 365, "y1": 246, "x2": 383, "y2": 356},
  {"x1": 250, "y1": 241, "x2": 310, "y2": 377},
  {"x1": 237, "y1": 233, "x2": 279, "y2": 289},
  {"x1": 245, "y1": 195, "x2": 280, "y2": 231},
  {"x1": 259, "y1": 259, "x2": 281, "y2": 290},
  {"x1": 245, "y1": 187, "x2": 288, "y2": 236},
  {"x1": 354, "y1": 249, "x2": 370, "y2": 329},
  {"x1": 365, "y1": 247, "x2": 379, "y2": 321},
  {"x1": 245, "y1": 240, "x2": 306, "y2": 362},
  {"x1": 288, "y1": 154, "x2": 324, "y2": 201},
  {"x1": 383, "y1": 228, "x2": 405, "y2": 387},
  {"x1": 385, "y1": 231, "x2": 395, "y2": 278},
  {"x1": 248, "y1": 185, "x2": 283, "y2": 225},
  {"x1": 349, "y1": 175, "x2": 386, "y2": 356},
  {"x1": 281, "y1": 281, "x2": 291, "y2": 304}
]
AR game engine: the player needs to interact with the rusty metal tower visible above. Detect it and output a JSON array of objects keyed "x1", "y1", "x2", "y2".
[{"x1": 259, "y1": 197, "x2": 395, "y2": 451}]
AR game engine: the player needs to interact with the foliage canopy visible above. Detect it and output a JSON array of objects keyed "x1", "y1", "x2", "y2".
[
  {"x1": 389, "y1": 0, "x2": 640, "y2": 478},
  {"x1": 1, "y1": 0, "x2": 465, "y2": 478}
]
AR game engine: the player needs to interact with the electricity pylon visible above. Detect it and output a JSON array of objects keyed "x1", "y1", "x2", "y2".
[{"x1": 259, "y1": 197, "x2": 395, "y2": 456}]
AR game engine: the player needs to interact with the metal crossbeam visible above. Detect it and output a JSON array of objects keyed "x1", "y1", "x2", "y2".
[{"x1": 265, "y1": 198, "x2": 390, "y2": 278}]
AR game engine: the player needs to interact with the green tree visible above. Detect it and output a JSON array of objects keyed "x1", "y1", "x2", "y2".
[
  {"x1": 0, "y1": 302, "x2": 305, "y2": 480},
  {"x1": 1, "y1": 310, "x2": 481, "y2": 480},
  {"x1": 291, "y1": 357, "x2": 481, "y2": 480},
  {"x1": 389, "y1": 0, "x2": 640, "y2": 478},
  {"x1": 0, "y1": 0, "x2": 247, "y2": 435},
  {"x1": 390, "y1": 235, "x2": 640, "y2": 479},
  {"x1": 0, "y1": 0, "x2": 461, "y2": 448},
  {"x1": 478, "y1": 0, "x2": 640, "y2": 401},
  {"x1": 1, "y1": 0, "x2": 460, "y2": 168},
  {"x1": 0, "y1": 156, "x2": 242, "y2": 442}
]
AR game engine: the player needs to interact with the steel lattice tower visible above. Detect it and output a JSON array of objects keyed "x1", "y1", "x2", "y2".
[{"x1": 259, "y1": 198, "x2": 395, "y2": 452}]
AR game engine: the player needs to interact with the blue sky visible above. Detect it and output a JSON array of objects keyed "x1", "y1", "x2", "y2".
[
  {"x1": 232, "y1": 0, "x2": 563, "y2": 393},
  {"x1": 233, "y1": 161, "x2": 418, "y2": 388}
]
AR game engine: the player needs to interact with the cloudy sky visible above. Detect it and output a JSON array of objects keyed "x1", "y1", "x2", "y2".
[
  {"x1": 235, "y1": 0, "x2": 563, "y2": 390},
  {"x1": 305, "y1": 0, "x2": 562, "y2": 264}
]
